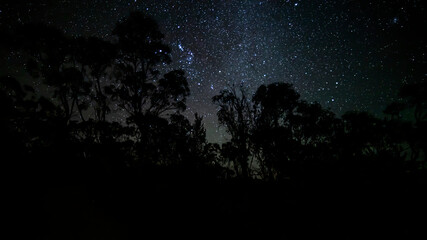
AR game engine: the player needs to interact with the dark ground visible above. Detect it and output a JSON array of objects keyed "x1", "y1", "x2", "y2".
[{"x1": 9, "y1": 164, "x2": 426, "y2": 239}]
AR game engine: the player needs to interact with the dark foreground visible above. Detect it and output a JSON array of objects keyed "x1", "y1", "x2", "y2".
[{"x1": 9, "y1": 165, "x2": 426, "y2": 239}]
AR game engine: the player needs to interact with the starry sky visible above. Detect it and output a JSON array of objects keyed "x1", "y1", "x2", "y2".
[{"x1": 1, "y1": 0, "x2": 425, "y2": 142}]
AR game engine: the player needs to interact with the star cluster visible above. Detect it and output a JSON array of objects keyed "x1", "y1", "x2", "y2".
[{"x1": 1, "y1": 0, "x2": 425, "y2": 142}]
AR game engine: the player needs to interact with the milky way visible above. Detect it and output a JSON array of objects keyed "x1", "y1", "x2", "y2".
[{"x1": 1, "y1": 0, "x2": 425, "y2": 141}]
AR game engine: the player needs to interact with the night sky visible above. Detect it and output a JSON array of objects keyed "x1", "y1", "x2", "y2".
[{"x1": 1, "y1": 0, "x2": 425, "y2": 142}]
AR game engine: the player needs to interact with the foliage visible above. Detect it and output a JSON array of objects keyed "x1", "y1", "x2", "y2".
[{"x1": 2, "y1": 10, "x2": 426, "y2": 239}]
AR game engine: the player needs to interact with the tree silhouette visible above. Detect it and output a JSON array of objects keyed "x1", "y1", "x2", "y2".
[
  {"x1": 1, "y1": 9, "x2": 426, "y2": 239},
  {"x1": 384, "y1": 101, "x2": 406, "y2": 120},
  {"x1": 399, "y1": 81, "x2": 427, "y2": 125},
  {"x1": 15, "y1": 24, "x2": 92, "y2": 124},
  {"x1": 252, "y1": 82, "x2": 300, "y2": 128},
  {"x1": 108, "y1": 12, "x2": 188, "y2": 121},
  {"x1": 251, "y1": 82, "x2": 301, "y2": 180},
  {"x1": 0, "y1": 76, "x2": 29, "y2": 158},
  {"x1": 213, "y1": 85, "x2": 252, "y2": 178},
  {"x1": 399, "y1": 81, "x2": 427, "y2": 170},
  {"x1": 105, "y1": 13, "x2": 190, "y2": 166},
  {"x1": 72, "y1": 37, "x2": 117, "y2": 122}
]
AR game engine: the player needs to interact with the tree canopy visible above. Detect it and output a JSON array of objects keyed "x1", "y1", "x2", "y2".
[{"x1": 2, "y1": 10, "x2": 425, "y2": 239}]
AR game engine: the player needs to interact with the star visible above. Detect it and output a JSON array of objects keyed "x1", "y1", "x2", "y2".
[{"x1": 1, "y1": 0, "x2": 424, "y2": 142}]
